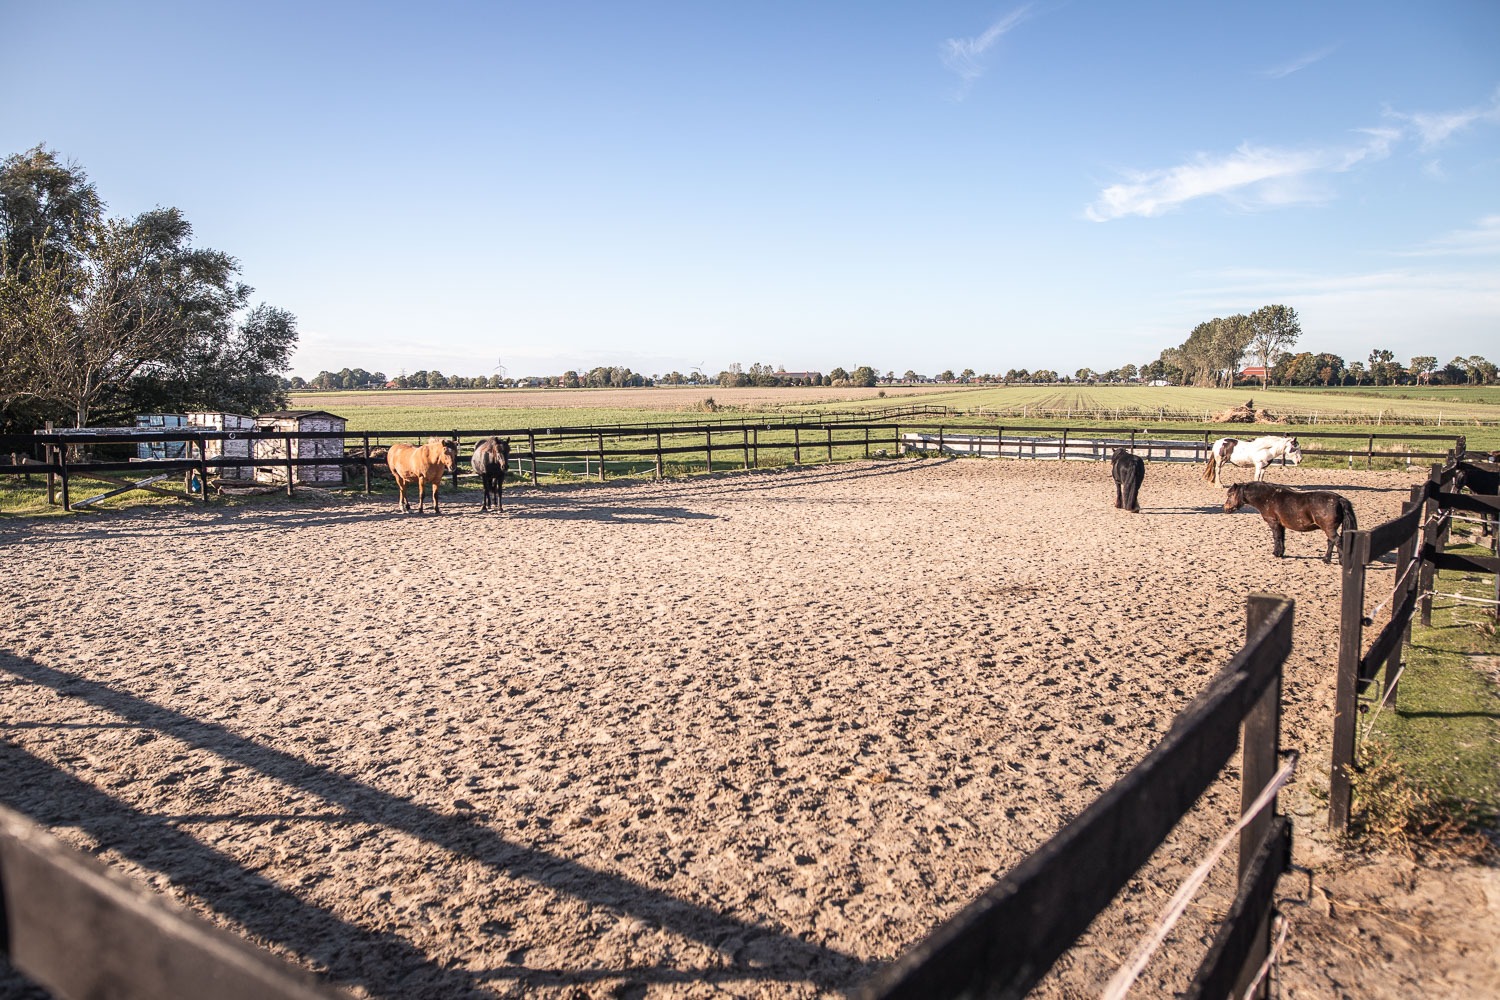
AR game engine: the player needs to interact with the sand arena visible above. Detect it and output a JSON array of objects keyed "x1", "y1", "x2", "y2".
[{"x1": 0, "y1": 458, "x2": 1453, "y2": 997}]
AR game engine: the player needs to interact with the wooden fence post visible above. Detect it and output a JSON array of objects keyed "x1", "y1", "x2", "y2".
[
  {"x1": 283, "y1": 435, "x2": 295, "y2": 496},
  {"x1": 655, "y1": 431, "x2": 664, "y2": 480},
  {"x1": 794, "y1": 427, "x2": 801, "y2": 465},
  {"x1": 826, "y1": 427, "x2": 833, "y2": 464},
  {"x1": 752, "y1": 427, "x2": 760, "y2": 468},
  {"x1": 1419, "y1": 464, "x2": 1444, "y2": 625},
  {"x1": 45, "y1": 421, "x2": 56, "y2": 506},
  {"x1": 1330, "y1": 529, "x2": 1371, "y2": 831},
  {"x1": 1237, "y1": 593, "x2": 1285, "y2": 1000},
  {"x1": 197, "y1": 439, "x2": 210, "y2": 503},
  {"x1": 742, "y1": 427, "x2": 751, "y2": 470},
  {"x1": 1060, "y1": 428, "x2": 1069, "y2": 461},
  {"x1": 528, "y1": 431, "x2": 539, "y2": 485},
  {"x1": 59, "y1": 442, "x2": 71, "y2": 511},
  {"x1": 705, "y1": 429, "x2": 713, "y2": 474},
  {"x1": 598, "y1": 432, "x2": 606, "y2": 482},
  {"x1": 362, "y1": 434, "x2": 372, "y2": 494}
]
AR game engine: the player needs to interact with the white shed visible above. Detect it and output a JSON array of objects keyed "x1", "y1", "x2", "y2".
[
  {"x1": 252, "y1": 410, "x2": 348, "y2": 485},
  {"x1": 134, "y1": 414, "x2": 189, "y2": 459},
  {"x1": 186, "y1": 411, "x2": 256, "y2": 481}
]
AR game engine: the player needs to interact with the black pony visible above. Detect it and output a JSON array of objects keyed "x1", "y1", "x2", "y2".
[
  {"x1": 472, "y1": 437, "x2": 511, "y2": 512},
  {"x1": 1111, "y1": 448, "x2": 1144, "y2": 513}
]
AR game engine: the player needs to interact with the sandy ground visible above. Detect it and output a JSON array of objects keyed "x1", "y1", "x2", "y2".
[{"x1": 1, "y1": 458, "x2": 1495, "y2": 999}]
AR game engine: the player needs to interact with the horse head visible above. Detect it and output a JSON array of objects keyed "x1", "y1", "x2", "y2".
[
  {"x1": 1223, "y1": 484, "x2": 1245, "y2": 513},
  {"x1": 1286, "y1": 437, "x2": 1302, "y2": 464}
]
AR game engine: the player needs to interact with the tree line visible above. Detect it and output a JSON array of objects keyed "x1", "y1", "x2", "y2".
[
  {"x1": 1138, "y1": 304, "x2": 1496, "y2": 388},
  {"x1": 0, "y1": 146, "x2": 298, "y2": 432}
]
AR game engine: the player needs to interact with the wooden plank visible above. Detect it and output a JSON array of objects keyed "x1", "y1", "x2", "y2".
[
  {"x1": 1367, "y1": 502, "x2": 1423, "y2": 560},
  {"x1": 1428, "y1": 550, "x2": 1500, "y2": 574},
  {"x1": 1358, "y1": 585, "x2": 1418, "y2": 692},
  {"x1": 1437, "y1": 492, "x2": 1500, "y2": 514},
  {"x1": 859, "y1": 601, "x2": 1291, "y2": 1000},
  {"x1": 0, "y1": 805, "x2": 345, "y2": 1000},
  {"x1": 1184, "y1": 816, "x2": 1292, "y2": 1000}
]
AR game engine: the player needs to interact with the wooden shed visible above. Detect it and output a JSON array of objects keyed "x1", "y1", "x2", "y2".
[
  {"x1": 252, "y1": 410, "x2": 347, "y2": 485},
  {"x1": 186, "y1": 411, "x2": 256, "y2": 481}
]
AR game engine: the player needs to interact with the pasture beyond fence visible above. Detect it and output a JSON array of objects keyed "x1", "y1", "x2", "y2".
[
  {"x1": 1328, "y1": 451, "x2": 1500, "y2": 831},
  {"x1": 1, "y1": 422, "x2": 1466, "y2": 512}
]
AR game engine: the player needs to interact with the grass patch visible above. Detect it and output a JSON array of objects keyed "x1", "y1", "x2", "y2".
[{"x1": 1354, "y1": 532, "x2": 1500, "y2": 858}]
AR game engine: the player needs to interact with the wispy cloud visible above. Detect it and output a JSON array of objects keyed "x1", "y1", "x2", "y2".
[
  {"x1": 941, "y1": 6, "x2": 1034, "y2": 91},
  {"x1": 1087, "y1": 87, "x2": 1499, "y2": 222},
  {"x1": 1261, "y1": 44, "x2": 1337, "y2": 80},
  {"x1": 1086, "y1": 132, "x2": 1396, "y2": 222},
  {"x1": 1395, "y1": 215, "x2": 1500, "y2": 257},
  {"x1": 1386, "y1": 87, "x2": 1500, "y2": 149}
]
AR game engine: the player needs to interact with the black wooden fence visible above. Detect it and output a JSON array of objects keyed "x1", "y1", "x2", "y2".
[
  {"x1": 3, "y1": 423, "x2": 1465, "y2": 512},
  {"x1": 0, "y1": 805, "x2": 345, "y2": 1000},
  {"x1": 1328, "y1": 453, "x2": 1500, "y2": 830},
  {"x1": 858, "y1": 595, "x2": 1295, "y2": 1000}
]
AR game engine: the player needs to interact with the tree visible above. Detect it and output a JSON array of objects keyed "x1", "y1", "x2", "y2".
[
  {"x1": 1409, "y1": 356, "x2": 1437, "y2": 385},
  {"x1": 1, "y1": 148, "x2": 296, "y2": 428},
  {"x1": 1368, "y1": 348, "x2": 1398, "y2": 386},
  {"x1": 3, "y1": 215, "x2": 194, "y2": 427},
  {"x1": 937, "y1": 369, "x2": 955, "y2": 382},
  {"x1": 1248, "y1": 305, "x2": 1300, "y2": 388},
  {"x1": 1, "y1": 145, "x2": 103, "y2": 276},
  {"x1": 850, "y1": 365, "x2": 877, "y2": 387},
  {"x1": 1119, "y1": 363, "x2": 1138, "y2": 382},
  {"x1": 961, "y1": 368, "x2": 975, "y2": 382},
  {"x1": 829, "y1": 366, "x2": 849, "y2": 384}
]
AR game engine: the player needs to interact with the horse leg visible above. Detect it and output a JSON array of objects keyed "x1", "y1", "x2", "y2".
[
  {"x1": 1115, "y1": 479, "x2": 1123, "y2": 508},
  {"x1": 1128, "y1": 480, "x2": 1141, "y2": 513},
  {"x1": 397, "y1": 477, "x2": 409, "y2": 513},
  {"x1": 1271, "y1": 522, "x2": 1285, "y2": 558},
  {"x1": 1323, "y1": 526, "x2": 1336, "y2": 563}
]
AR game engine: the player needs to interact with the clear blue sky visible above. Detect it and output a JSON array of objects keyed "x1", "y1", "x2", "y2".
[{"x1": 6, "y1": 1, "x2": 1497, "y2": 380}]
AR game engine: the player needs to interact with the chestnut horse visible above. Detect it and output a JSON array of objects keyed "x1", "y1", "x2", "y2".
[
  {"x1": 386, "y1": 438, "x2": 458, "y2": 514},
  {"x1": 472, "y1": 437, "x2": 511, "y2": 513},
  {"x1": 1202, "y1": 435, "x2": 1302, "y2": 486},
  {"x1": 1223, "y1": 481, "x2": 1356, "y2": 563}
]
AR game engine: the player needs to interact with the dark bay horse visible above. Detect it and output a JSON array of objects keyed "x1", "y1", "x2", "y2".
[
  {"x1": 472, "y1": 437, "x2": 511, "y2": 512},
  {"x1": 1223, "y1": 481, "x2": 1356, "y2": 563}
]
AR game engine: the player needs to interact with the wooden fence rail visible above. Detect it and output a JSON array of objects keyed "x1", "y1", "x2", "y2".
[
  {"x1": 4, "y1": 424, "x2": 1464, "y2": 512},
  {"x1": 0, "y1": 805, "x2": 345, "y2": 1000},
  {"x1": 858, "y1": 595, "x2": 1294, "y2": 1000}
]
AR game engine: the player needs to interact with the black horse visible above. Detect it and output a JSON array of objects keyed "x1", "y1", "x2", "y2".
[
  {"x1": 472, "y1": 437, "x2": 511, "y2": 512},
  {"x1": 1111, "y1": 448, "x2": 1144, "y2": 513},
  {"x1": 1454, "y1": 459, "x2": 1499, "y2": 537},
  {"x1": 1224, "y1": 481, "x2": 1356, "y2": 563}
]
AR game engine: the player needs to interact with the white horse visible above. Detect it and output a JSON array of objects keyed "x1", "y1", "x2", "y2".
[{"x1": 1202, "y1": 435, "x2": 1301, "y2": 485}]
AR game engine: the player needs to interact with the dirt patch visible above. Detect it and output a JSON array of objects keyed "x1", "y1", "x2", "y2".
[{"x1": 1, "y1": 459, "x2": 1493, "y2": 998}]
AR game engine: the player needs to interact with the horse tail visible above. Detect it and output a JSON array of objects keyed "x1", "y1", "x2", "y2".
[
  {"x1": 1339, "y1": 497, "x2": 1357, "y2": 533},
  {"x1": 1201, "y1": 448, "x2": 1219, "y2": 483}
]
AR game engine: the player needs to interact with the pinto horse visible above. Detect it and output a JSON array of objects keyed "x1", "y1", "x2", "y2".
[
  {"x1": 1223, "y1": 481, "x2": 1356, "y2": 563},
  {"x1": 472, "y1": 436, "x2": 511, "y2": 513},
  {"x1": 386, "y1": 438, "x2": 458, "y2": 514},
  {"x1": 1202, "y1": 435, "x2": 1301, "y2": 486}
]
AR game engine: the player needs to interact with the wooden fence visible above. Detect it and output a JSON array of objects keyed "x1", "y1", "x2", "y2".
[
  {"x1": 3, "y1": 423, "x2": 1465, "y2": 512},
  {"x1": 1328, "y1": 453, "x2": 1500, "y2": 830},
  {"x1": 0, "y1": 805, "x2": 345, "y2": 1000},
  {"x1": 859, "y1": 595, "x2": 1295, "y2": 1000}
]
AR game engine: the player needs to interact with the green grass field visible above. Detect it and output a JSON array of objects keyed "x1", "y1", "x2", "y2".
[{"x1": 287, "y1": 385, "x2": 1500, "y2": 455}]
